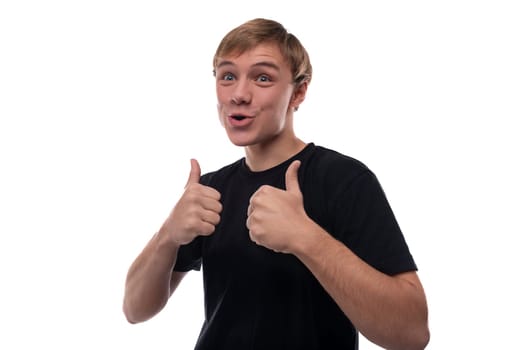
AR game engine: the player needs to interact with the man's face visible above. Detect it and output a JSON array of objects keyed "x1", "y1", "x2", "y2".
[{"x1": 215, "y1": 43, "x2": 297, "y2": 147}]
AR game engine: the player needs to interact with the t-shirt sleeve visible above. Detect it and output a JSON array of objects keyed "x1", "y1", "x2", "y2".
[
  {"x1": 174, "y1": 236, "x2": 202, "y2": 272},
  {"x1": 333, "y1": 170, "x2": 417, "y2": 276}
]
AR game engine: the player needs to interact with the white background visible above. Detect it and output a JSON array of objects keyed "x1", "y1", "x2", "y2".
[{"x1": 1, "y1": 1, "x2": 524, "y2": 349}]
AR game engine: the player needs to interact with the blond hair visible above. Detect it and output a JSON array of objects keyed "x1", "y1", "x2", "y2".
[{"x1": 213, "y1": 18, "x2": 312, "y2": 86}]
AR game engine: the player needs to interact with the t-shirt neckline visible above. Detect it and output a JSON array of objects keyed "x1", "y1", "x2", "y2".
[{"x1": 239, "y1": 142, "x2": 315, "y2": 177}]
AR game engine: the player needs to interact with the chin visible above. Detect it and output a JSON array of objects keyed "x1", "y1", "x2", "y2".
[
  {"x1": 227, "y1": 137, "x2": 254, "y2": 147},
  {"x1": 223, "y1": 130, "x2": 251, "y2": 147}
]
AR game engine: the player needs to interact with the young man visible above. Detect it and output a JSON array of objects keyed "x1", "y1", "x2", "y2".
[{"x1": 123, "y1": 18, "x2": 430, "y2": 350}]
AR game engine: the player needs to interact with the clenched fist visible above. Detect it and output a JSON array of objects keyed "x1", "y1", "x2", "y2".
[
  {"x1": 246, "y1": 160, "x2": 314, "y2": 254},
  {"x1": 160, "y1": 159, "x2": 222, "y2": 246}
]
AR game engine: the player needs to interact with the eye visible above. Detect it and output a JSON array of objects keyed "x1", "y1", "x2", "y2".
[
  {"x1": 222, "y1": 72, "x2": 235, "y2": 81},
  {"x1": 256, "y1": 74, "x2": 271, "y2": 83}
]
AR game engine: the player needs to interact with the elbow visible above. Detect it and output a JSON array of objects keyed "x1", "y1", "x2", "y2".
[
  {"x1": 387, "y1": 320, "x2": 430, "y2": 350},
  {"x1": 363, "y1": 320, "x2": 430, "y2": 350},
  {"x1": 122, "y1": 299, "x2": 141, "y2": 324},
  {"x1": 417, "y1": 326, "x2": 431, "y2": 350},
  {"x1": 125, "y1": 315, "x2": 139, "y2": 325},
  {"x1": 122, "y1": 297, "x2": 154, "y2": 325},
  {"x1": 416, "y1": 306, "x2": 431, "y2": 349},
  {"x1": 122, "y1": 294, "x2": 168, "y2": 324},
  {"x1": 124, "y1": 312, "x2": 139, "y2": 325},
  {"x1": 407, "y1": 294, "x2": 430, "y2": 349},
  {"x1": 405, "y1": 323, "x2": 430, "y2": 350}
]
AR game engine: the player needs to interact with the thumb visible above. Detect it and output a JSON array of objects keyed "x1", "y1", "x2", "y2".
[
  {"x1": 185, "y1": 158, "x2": 201, "y2": 187},
  {"x1": 285, "y1": 160, "x2": 301, "y2": 194}
]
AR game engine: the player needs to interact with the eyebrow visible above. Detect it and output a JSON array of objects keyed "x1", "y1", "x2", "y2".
[{"x1": 216, "y1": 60, "x2": 281, "y2": 72}]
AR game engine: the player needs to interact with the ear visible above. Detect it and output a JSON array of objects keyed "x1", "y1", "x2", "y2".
[{"x1": 290, "y1": 82, "x2": 308, "y2": 111}]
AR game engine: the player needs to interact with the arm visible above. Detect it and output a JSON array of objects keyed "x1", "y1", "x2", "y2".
[
  {"x1": 123, "y1": 231, "x2": 186, "y2": 324},
  {"x1": 123, "y1": 159, "x2": 222, "y2": 323},
  {"x1": 247, "y1": 160, "x2": 430, "y2": 349},
  {"x1": 293, "y1": 223, "x2": 430, "y2": 350}
]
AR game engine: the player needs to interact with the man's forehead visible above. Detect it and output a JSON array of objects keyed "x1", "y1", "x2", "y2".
[{"x1": 216, "y1": 44, "x2": 285, "y2": 67}]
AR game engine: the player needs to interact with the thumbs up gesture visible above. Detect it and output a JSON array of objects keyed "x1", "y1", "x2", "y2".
[
  {"x1": 160, "y1": 159, "x2": 222, "y2": 246},
  {"x1": 246, "y1": 160, "x2": 312, "y2": 254}
]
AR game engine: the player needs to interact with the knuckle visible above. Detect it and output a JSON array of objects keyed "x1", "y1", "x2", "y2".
[
  {"x1": 211, "y1": 213, "x2": 221, "y2": 225},
  {"x1": 259, "y1": 185, "x2": 271, "y2": 193},
  {"x1": 183, "y1": 191, "x2": 198, "y2": 204},
  {"x1": 201, "y1": 223, "x2": 215, "y2": 235},
  {"x1": 185, "y1": 183, "x2": 199, "y2": 192},
  {"x1": 250, "y1": 195, "x2": 261, "y2": 207},
  {"x1": 183, "y1": 217, "x2": 198, "y2": 231}
]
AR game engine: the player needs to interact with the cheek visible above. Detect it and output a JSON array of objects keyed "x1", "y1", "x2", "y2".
[
  {"x1": 268, "y1": 94, "x2": 292, "y2": 116},
  {"x1": 216, "y1": 103, "x2": 226, "y2": 127},
  {"x1": 216, "y1": 85, "x2": 229, "y2": 102},
  {"x1": 266, "y1": 87, "x2": 293, "y2": 109}
]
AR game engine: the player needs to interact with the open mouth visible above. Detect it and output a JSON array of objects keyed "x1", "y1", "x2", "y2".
[
  {"x1": 227, "y1": 113, "x2": 254, "y2": 126},
  {"x1": 231, "y1": 115, "x2": 247, "y2": 121}
]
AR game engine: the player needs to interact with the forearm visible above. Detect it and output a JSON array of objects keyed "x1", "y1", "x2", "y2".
[
  {"x1": 123, "y1": 230, "x2": 180, "y2": 323},
  {"x1": 294, "y1": 222, "x2": 429, "y2": 350}
]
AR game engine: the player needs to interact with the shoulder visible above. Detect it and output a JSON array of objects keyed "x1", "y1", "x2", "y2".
[
  {"x1": 299, "y1": 145, "x2": 382, "y2": 233},
  {"x1": 200, "y1": 158, "x2": 243, "y2": 187},
  {"x1": 303, "y1": 145, "x2": 373, "y2": 187}
]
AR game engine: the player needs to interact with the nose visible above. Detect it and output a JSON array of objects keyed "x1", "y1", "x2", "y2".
[{"x1": 231, "y1": 79, "x2": 251, "y2": 105}]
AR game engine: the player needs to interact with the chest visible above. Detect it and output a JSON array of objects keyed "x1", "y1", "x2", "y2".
[{"x1": 201, "y1": 172, "x2": 320, "y2": 282}]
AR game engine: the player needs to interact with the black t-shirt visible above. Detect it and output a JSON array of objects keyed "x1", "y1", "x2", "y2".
[{"x1": 175, "y1": 143, "x2": 416, "y2": 350}]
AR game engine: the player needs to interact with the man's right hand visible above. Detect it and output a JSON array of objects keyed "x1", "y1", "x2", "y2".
[{"x1": 160, "y1": 159, "x2": 222, "y2": 245}]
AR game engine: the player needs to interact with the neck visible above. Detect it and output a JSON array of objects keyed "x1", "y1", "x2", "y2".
[{"x1": 244, "y1": 136, "x2": 306, "y2": 172}]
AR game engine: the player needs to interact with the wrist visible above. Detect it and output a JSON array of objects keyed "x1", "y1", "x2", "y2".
[
  {"x1": 291, "y1": 219, "x2": 329, "y2": 257},
  {"x1": 156, "y1": 227, "x2": 181, "y2": 252}
]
